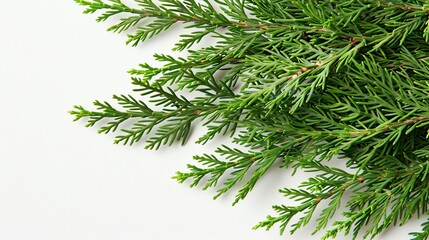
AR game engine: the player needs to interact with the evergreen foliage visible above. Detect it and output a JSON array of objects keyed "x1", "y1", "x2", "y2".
[{"x1": 71, "y1": 0, "x2": 429, "y2": 238}]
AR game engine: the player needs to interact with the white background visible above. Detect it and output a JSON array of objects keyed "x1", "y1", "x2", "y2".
[{"x1": 0, "y1": 1, "x2": 424, "y2": 239}]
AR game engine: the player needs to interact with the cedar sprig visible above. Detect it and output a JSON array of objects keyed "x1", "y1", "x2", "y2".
[{"x1": 71, "y1": 0, "x2": 429, "y2": 239}]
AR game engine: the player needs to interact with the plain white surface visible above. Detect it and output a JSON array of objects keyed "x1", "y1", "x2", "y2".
[{"x1": 0, "y1": 1, "x2": 424, "y2": 239}]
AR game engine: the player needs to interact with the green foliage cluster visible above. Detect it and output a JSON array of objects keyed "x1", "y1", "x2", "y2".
[{"x1": 71, "y1": 0, "x2": 429, "y2": 238}]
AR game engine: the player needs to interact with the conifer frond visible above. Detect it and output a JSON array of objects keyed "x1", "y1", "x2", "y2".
[
  {"x1": 72, "y1": 0, "x2": 429, "y2": 238},
  {"x1": 410, "y1": 217, "x2": 429, "y2": 240}
]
